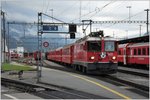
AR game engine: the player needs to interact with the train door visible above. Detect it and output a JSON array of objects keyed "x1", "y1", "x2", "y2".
[
  {"x1": 126, "y1": 48, "x2": 130, "y2": 64},
  {"x1": 123, "y1": 48, "x2": 127, "y2": 65}
]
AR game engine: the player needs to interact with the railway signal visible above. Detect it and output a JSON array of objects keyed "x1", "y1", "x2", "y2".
[{"x1": 69, "y1": 24, "x2": 76, "y2": 39}]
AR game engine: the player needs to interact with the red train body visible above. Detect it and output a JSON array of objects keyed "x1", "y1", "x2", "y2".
[
  {"x1": 47, "y1": 31, "x2": 118, "y2": 74},
  {"x1": 118, "y1": 42, "x2": 149, "y2": 66},
  {"x1": 62, "y1": 44, "x2": 74, "y2": 65},
  {"x1": 11, "y1": 53, "x2": 19, "y2": 58},
  {"x1": 55, "y1": 47, "x2": 62, "y2": 62},
  {"x1": 73, "y1": 36, "x2": 118, "y2": 74}
]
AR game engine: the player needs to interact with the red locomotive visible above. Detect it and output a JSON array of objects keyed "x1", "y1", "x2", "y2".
[
  {"x1": 118, "y1": 42, "x2": 149, "y2": 67},
  {"x1": 47, "y1": 31, "x2": 118, "y2": 74}
]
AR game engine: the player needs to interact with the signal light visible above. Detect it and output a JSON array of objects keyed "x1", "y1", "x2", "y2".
[
  {"x1": 69, "y1": 24, "x2": 77, "y2": 32},
  {"x1": 70, "y1": 33, "x2": 75, "y2": 39}
]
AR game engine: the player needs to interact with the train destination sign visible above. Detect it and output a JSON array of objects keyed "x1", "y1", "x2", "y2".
[{"x1": 43, "y1": 25, "x2": 58, "y2": 31}]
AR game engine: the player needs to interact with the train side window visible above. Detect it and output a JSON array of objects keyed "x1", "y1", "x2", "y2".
[
  {"x1": 138, "y1": 48, "x2": 141, "y2": 55},
  {"x1": 148, "y1": 48, "x2": 149, "y2": 55},
  {"x1": 142, "y1": 48, "x2": 146, "y2": 55},
  {"x1": 118, "y1": 50, "x2": 121, "y2": 55},
  {"x1": 134, "y1": 49, "x2": 136, "y2": 55}
]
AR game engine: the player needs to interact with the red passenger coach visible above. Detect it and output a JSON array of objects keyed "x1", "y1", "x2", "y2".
[
  {"x1": 73, "y1": 32, "x2": 118, "y2": 74},
  {"x1": 62, "y1": 44, "x2": 74, "y2": 65},
  {"x1": 55, "y1": 47, "x2": 62, "y2": 62},
  {"x1": 118, "y1": 42, "x2": 149, "y2": 67},
  {"x1": 48, "y1": 50, "x2": 56, "y2": 61}
]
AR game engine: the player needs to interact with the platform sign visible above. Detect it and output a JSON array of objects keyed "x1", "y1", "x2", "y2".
[
  {"x1": 43, "y1": 42, "x2": 49, "y2": 47},
  {"x1": 43, "y1": 25, "x2": 58, "y2": 31}
]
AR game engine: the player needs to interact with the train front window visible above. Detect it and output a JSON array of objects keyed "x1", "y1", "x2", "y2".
[
  {"x1": 87, "y1": 41, "x2": 101, "y2": 52},
  {"x1": 105, "y1": 41, "x2": 115, "y2": 52}
]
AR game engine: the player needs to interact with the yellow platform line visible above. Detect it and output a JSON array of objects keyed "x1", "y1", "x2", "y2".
[
  {"x1": 70, "y1": 74, "x2": 131, "y2": 100},
  {"x1": 51, "y1": 69, "x2": 131, "y2": 100}
]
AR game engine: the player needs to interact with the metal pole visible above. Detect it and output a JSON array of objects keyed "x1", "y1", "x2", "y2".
[
  {"x1": 37, "y1": 13, "x2": 40, "y2": 83},
  {"x1": 0, "y1": 11, "x2": 2, "y2": 66},
  {"x1": 2, "y1": 11, "x2": 6, "y2": 62},
  {"x1": 144, "y1": 9, "x2": 149, "y2": 34},
  {"x1": 139, "y1": 25, "x2": 142, "y2": 36},
  {"x1": 50, "y1": 9, "x2": 53, "y2": 22},
  {"x1": 127, "y1": 6, "x2": 131, "y2": 23},
  {"x1": 7, "y1": 22, "x2": 10, "y2": 62},
  {"x1": 90, "y1": 20, "x2": 92, "y2": 33},
  {"x1": 126, "y1": 30, "x2": 128, "y2": 39}
]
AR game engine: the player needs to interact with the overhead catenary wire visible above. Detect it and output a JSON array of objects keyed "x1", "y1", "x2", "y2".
[
  {"x1": 103, "y1": 10, "x2": 145, "y2": 29},
  {"x1": 55, "y1": 1, "x2": 79, "y2": 17},
  {"x1": 89, "y1": 1, "x2": 116, "y2": 19},
  {"x1": 70, "y1": 1, "x2": 116, "y2": 22}
]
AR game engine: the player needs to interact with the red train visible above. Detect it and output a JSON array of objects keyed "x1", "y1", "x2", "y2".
[
  {"x1": 11, "y1": 53, "x2": 19, "y2": 59},
  {"x1": 47, "y1": 31, "x2": 118, "y2": 74},
  {"x1": 118, "y1": 42, "x2": 149, "y2": 67}
]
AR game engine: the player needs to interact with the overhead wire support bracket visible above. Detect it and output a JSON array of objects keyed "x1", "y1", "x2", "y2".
[{"x1": 82, "y1": 20, "x2": 92, "y2": 36}]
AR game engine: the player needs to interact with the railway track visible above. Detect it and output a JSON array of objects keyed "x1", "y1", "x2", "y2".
[
  {"x1": 1, "y1": 78, "x2": 104, "y2": 99},
  {"x1": 117, "y1": 66, "x2": 149, "y2": 78}
]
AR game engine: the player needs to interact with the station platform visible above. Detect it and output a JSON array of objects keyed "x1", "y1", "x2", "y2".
[{"x1": 1, "y1": 61, "x2": 148, "y2": 99}]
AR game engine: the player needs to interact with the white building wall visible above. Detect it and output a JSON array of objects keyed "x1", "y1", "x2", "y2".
[{"x1": 17, "y1": 47, "x2": 24, "y2": 58}]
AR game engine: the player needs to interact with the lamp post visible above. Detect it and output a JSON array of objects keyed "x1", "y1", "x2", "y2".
[
  {"x1": 50, "y1": 9, "x2": 53, "y2": 22},
  {"x1": 126, "y1": 30, "x2": 128, "y2": 39},
  {"x1": 139, "y1": 25, "x2": 142, "y2": 36},
  {"x1": 126, "y1": 6, "x2": 131, "y2": 23},
  {"x1": 144, "y1": 9, "x2": 149, "y2": 34}
]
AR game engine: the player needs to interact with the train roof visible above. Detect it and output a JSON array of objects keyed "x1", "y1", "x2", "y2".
[
  {"x1": 75, "y1": 36, "x2": 116, "y2": 43},
  {"x1": 119, "y1": 42, "x2": 149, "y2": 48},
  {"x1": 118, "y1": 35, "x2": 149, "y2": 44},
  {"x1": 128, "y1": 42, "x2": 149, "y2": 47},
  {"x1": 63, "y1": 43, "x2": 74, "y2": 48},
  {"x1": 55, "y1": 47, "x2": 63, "y2": 51}
]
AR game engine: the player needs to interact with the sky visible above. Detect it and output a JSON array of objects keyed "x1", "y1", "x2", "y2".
[{"x1": 1, "y1": 0, "x2": 150, "y2": 40}]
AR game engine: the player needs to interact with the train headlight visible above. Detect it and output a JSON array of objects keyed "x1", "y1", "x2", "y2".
[
  {"x1": 90, "y1": 56, "x2": 95, "y2": 60},
  {"x1": 112, "y1": 56, "x2": 116, "y2": 60}
]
